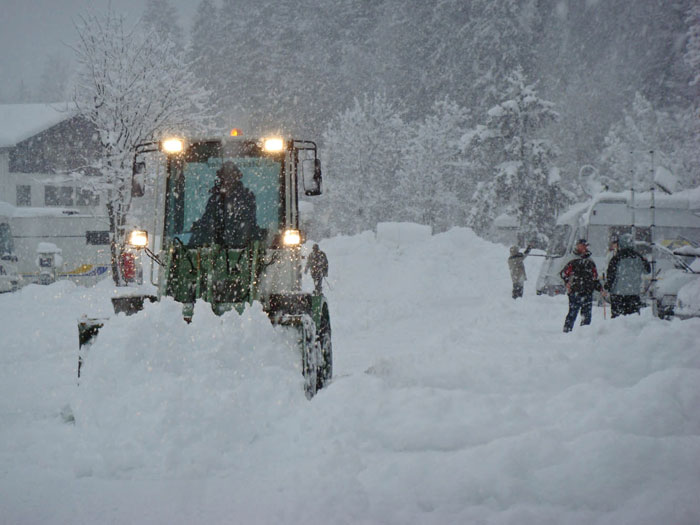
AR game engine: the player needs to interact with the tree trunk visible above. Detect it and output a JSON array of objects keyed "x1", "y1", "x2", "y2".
[{"x1": 106, "y1": 200, "x2": 125, "y2": 287}]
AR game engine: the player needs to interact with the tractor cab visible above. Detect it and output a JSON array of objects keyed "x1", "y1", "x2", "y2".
[{"x1": 150, "y1": 136, "x2": 322, "y2": 317}]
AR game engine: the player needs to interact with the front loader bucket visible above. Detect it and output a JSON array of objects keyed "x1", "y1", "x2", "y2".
[
  {"x1": 78, "y1": 317, "x2": 104, "y2": 378},
  {"x1": 77, "y1": 294, "x2": 156, "y2": 378},
  {"x1": 111, "y1": 294, "x2": 157, "y2": 315}
]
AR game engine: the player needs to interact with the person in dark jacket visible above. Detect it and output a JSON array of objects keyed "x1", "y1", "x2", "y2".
[
  {"x1": 304, "y1": 243, "x2": 328, "y2": 294},
  {"x1": 605, "y1": 233, "x2": 651, "y2": 317},
  {"x1": 508, "y1": 245, "x2": 532, "y2": 299},
  {"x1": 560, "y1": 239, "x2": 605, "y2": 332},
  {"x1": 189, "y1": 161, "x2": 258, "y2": 248}
]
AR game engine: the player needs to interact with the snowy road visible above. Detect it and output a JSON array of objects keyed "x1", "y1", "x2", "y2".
[{"x1": 1, "y1": 226, "x2": 699, "y2": 524}]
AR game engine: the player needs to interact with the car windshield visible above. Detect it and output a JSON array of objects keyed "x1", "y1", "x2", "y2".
[
  {"x1": 547, "y1": 225, "x2": 570, "y2": 256},
  {"x1": 653, "y1": 245, "x2": 693, "y2": 273},
  {"x1": 164, "y1": 141, "x2": 282, "y2": 248}
]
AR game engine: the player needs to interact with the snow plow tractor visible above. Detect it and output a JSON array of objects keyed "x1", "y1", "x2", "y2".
[{"x1": 79, "y1": 135, "x2": 332, "y2": 398}]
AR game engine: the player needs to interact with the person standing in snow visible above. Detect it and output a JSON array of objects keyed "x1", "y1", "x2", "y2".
[
  {"x1": 507, "y1": 245, "x2": 532, "y2": 299},
  {"x1": 560, "y1": 239, "x2": 605, "y2": 332},
  {"x1": 304, "y1": 243, "x2": 328, "y2": 295},
  {"x1": 605, "y1": 236, "x2": 619, "y2": 268},
  {"x1": 605, "y1": 233, "x2": 651, "y2": 318}
]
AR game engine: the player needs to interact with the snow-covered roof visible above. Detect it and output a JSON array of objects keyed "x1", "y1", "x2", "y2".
[
  {"x1": 557, "y1": 186, "x2": 700, "y2": 226},
  {"x1": 0, "y1": 103, "x2": 75, "y2": 148}
]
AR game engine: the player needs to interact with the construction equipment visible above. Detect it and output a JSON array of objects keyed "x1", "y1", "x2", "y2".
[{"x1": 79, "y1": 135, "x2": 332, "y2": 398}]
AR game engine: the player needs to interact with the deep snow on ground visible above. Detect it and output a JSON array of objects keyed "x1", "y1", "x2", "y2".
[{"x1": 1, "y1": 226, "x2": 699, "y2": 524}]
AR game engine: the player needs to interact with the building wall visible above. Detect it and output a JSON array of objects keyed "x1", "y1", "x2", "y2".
[{"x1": 0, "y1": 115, "x2": 104, "y2": 214}]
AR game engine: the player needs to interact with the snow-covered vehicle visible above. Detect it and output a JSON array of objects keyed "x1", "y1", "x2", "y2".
[
  {"x1": 675, "y1": 277, "x2": 700, "y2": 319},
  {"x1": 80, "y1": 135, "x2": 332, "y2": 398},
  {"x1": 536, "y1": 188, "x2": 700, "y2": 318},
  {"x1": 0, "y1": 202, "x2": 111, "y2": 286},
  {"x1": 0, "y1": 214, "x2": 20, "y2": 293},
  {"x1": 646, "y1": 243, "x2": 700, "y2": 319}
]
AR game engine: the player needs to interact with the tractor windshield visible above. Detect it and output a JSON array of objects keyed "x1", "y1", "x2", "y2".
[{"x1": 164, "y1": 141, "x2": 282, "y2": 248}]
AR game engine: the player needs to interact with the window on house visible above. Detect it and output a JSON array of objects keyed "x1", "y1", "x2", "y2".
[
  {"x1": 45, "y1": 185, "x2": 74, "y2": 207},
  {"x1": 16, "y1": 185, "x2": 31, "y2": 207},
  {"x1": 86, "y1": 231, "x2": 110, "y2": 245},
  {"x1": 76, "y1": 189, "x2": 100, "y2": 207}
]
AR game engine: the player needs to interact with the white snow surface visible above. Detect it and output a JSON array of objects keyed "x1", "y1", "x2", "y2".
[{"x1": 1, "y1": 226, "x2": 699, "y2": 524}]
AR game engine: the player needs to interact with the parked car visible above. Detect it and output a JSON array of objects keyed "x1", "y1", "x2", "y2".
[
  {"x1": 675, "y1": 278, "x2": 700, "y2": 319},
  {"x1": 0, "y1": 218, "x2": 20, "y2": 293},
  {"x1": 647, "y1": 244, "x2": 700, "y2": 319}
]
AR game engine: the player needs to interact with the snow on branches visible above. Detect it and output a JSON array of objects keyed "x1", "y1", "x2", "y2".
[
  {"x1": 71, "y1": 8, "x2": 212, "y2": 284},
  {"x1": 467, "y1": 69, "x2": 570, "y2": 244}
]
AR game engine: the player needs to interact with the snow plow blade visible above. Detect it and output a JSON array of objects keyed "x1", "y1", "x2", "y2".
[{"x1": 77, "y1": 294, "x2": 157, "y2": 377}]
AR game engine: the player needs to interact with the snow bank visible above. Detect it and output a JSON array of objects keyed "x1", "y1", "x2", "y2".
[
  {"x1": 1, "y1": 225, "x2": 700, "y2": 524},
  {"x1": 72, "y1": 298, "x2": 304, "y2": 478},
  {"x1": 676, "y1": 278, "x2": 700, "y2": 318},
  {"x1": 376, "y1": 221, "x2": 432, "y2": 246}
]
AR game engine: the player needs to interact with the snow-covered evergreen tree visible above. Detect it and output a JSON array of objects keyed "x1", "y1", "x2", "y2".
[
  {"x1": 321, "y1": 94, "x2": 406, "y2": 236},
  {"x1": 72, "y1": 8, "x2": 211, "y2": 285},
  {"x1": 600, "y1": 92, "x2": 699, "y2": 190},
  {"x1": 142, "y1": 0, "x2": 184, "y2": 50},
  {"x1": 467, "y1": 69, "x2": 569, "y2": 243},
  {"x1": 684, "y1": 3, "x2": 700, "y2": 87},
  {"x1": 398, "y1": 98, "x2": 471, "y2": 231}
]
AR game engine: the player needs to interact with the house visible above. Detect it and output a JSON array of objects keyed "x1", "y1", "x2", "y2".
[
  {"x1": 0, "y1": 104, "x2": 114, "y2": 285},
  {"x1": 0, "y1": 103, "x2": 102, "y2": 211}
]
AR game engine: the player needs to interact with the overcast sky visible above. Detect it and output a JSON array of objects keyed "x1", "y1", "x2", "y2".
[{"x1": 0, "y1": 0, "x2": 197, "y2": 101}]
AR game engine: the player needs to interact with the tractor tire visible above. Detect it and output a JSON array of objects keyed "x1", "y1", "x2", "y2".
[
  {"x1": 301, "y1": 315, "x2": 320, "y2": 399},
  {"x1": 317, "y1": 307, "x2": 332, "y2": 389}
]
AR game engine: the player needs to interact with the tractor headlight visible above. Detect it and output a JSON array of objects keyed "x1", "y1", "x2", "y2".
[
  {"x1": 127, "y1": 230, "x2": 149, "y2": 248},
  {"x1": 283, "y1": 229, "x2": 301, "y2": 246},
  {"x1": 263, "y1": 137, "x2": 284, "y2": 153},
  {"x1": 160, "y1": 138, "x2": 184, "y2": 154}
]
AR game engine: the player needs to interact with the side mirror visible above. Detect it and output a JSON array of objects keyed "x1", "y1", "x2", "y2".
[
  {"x1": 302, "y1": 158, "x2": 322, "y2": 196},
  {"x1": 131, "y1": 161, "x2": 146, "y2": 197}
]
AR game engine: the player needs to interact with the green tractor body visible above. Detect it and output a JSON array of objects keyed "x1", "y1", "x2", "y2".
[{"x1": 80, "y1": 136, "x2": 331, "y2": 398}]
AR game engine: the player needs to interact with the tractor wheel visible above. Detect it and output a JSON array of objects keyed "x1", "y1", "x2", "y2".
[
  {"x1": 317, "y1": 307, "x2": 333, "y2": 389},
  {"x1": 300, "y1": 315, "x2": 320, "y2": 399}
]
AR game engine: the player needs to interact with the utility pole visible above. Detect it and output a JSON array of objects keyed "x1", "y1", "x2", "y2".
[
  {"x1": 649, "y1": 150, "x2": 657, "y2": 306},
  {"x1": 630, "y1": 150, "x2": 636, "y2": 240}
]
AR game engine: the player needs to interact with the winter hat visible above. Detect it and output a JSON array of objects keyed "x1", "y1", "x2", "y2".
[
  {"x1": 217, "y1": 161, "x2": 243, "y2": 180},
  {"x1": 619, "y1": 233, "x2": 634, "y2": 250},
  {"x1": 510, "y1": 246, "x2": 519, "y2": 255}
]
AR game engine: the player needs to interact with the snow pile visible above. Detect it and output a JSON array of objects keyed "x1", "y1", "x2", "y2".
[
  {"x1": 376, "y1": 222, "x2": 432, "y2": 247},
  {"x1": 676, "y1": 278, "x2": 700, "y2": 317},
  {"x1": 1, "y1": 226, "x2": 700, "y2": 524},
  {"x1": 73, "y1": 298, "x2": 304, "y2": 478}
]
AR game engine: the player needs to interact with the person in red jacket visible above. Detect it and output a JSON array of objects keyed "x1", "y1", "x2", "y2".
[{"x1": 560, "y1": 239, "x2": 606, "y2": 332}]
